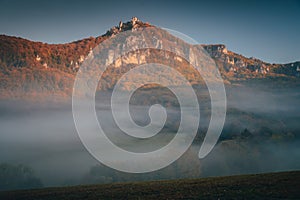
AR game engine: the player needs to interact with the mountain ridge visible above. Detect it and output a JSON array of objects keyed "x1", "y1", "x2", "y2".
[{"x1": 0, "y1": 17, "x2": 299, "y2": 101}]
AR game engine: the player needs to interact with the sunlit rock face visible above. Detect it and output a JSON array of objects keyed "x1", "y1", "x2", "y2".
[{"x1": 0, "y1": 18, "x2": 299, "y2": 101}]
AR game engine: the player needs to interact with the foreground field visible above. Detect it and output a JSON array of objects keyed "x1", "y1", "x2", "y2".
[{"x1": 1, "y1": 171, "x2": 299, "y2": 200}]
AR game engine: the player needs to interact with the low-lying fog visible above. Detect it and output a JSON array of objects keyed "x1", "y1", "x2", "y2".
[{"x1": 0, "y1": 84, "x2": 299, "y2": 191}]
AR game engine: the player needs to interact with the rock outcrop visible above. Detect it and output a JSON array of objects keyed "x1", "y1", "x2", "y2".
[
  {"x1": 106, "y1": 17, "x2": 151, "y2": 36},
  {"x1": 0, "y1": 18, "x2": 299, "y2": 101}
]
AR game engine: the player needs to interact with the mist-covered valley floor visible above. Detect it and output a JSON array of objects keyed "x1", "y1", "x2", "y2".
[{"x1": 0, "y1": 83, "x2": 299, "y2": 191}]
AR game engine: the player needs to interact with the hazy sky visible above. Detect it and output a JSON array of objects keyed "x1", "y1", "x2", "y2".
[{"x1": 0, "y1": 0, "x2": 299, "y2": 63}]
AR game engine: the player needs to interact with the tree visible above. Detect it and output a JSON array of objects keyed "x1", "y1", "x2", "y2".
[{"x1": 0, "y1": 163, "x2": 43, "y2": 191}]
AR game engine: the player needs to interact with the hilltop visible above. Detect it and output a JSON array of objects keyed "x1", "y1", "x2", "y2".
[{"x1": 0, "y1": 17, "x2": 299, "y2": 101}]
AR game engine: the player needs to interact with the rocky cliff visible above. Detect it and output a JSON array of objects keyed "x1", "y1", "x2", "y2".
[{"x1": 0, "y1": 17, "x2": 299, "y2": 101}]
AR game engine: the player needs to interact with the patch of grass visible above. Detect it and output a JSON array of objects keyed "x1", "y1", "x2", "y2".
[{"x1": 1, "y1": 171, "x2": 299, "y2": 199}]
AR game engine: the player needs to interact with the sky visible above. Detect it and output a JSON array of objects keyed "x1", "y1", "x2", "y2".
[{"x1": 0, "y1": 0, "x2": 299, "y2": 64}]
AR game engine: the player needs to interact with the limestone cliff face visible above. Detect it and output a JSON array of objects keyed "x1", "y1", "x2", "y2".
[
  {"x1": 202, "y1": 44, "x2": 228, "y2": 58},
  {"x1": 0, "y1": 18, "x2": 299, "y2": 101},
  {"x1": 201, "y1": 44, "x2": 300, "y2": 80}
]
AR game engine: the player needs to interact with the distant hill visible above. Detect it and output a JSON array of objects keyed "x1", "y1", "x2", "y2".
[{"x1": 0, "y1": 17, "x2": 299, "y2": 101}]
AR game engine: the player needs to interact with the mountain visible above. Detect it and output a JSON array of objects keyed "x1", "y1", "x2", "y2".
[{"x1": 0, "y1": 17, "x2": 299, "y2": 101}]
